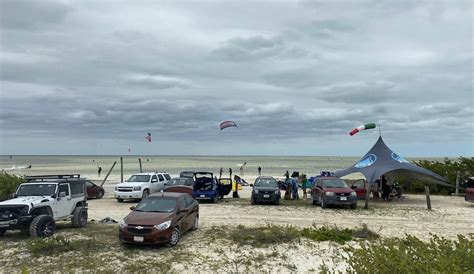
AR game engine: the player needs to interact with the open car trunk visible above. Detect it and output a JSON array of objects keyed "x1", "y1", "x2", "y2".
[
  {"x1": 194, "y1": 172, "x2": 215, "y2": 192},
  {"x1": 218, "y1": 178, "x2": 232, "y2": 196}
]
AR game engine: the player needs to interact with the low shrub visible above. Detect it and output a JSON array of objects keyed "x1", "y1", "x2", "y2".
[
  {"x1": 0, "y1": 173, "x2": 24, "y2": 201},
  {"x1": 346, "y1": 234, "x2": 474, "y2": 273},
  {"x1": 27, "y1": 235, "x2": 102, "y2": 256}
]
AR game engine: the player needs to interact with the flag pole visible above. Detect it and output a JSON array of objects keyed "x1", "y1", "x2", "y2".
[{"x1": 378, "y1": 124, "x2": 382, "y2": 137}]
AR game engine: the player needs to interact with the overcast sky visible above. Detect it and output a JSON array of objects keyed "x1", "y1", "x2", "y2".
[{"x1": 0, "y1": 0, "x2": 472, "y2": 157}]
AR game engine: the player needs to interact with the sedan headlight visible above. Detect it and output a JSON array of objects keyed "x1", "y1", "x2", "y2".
[
  {"x1": 254, "y1": 189, "x2": 259, "y2": 194},
  {"x1": 119, "y1": 219, "x2": 127, "y2": 229},
  {"x1": 133, "y1": 186, "x2": 141, "y2": 191},
  {"x1": 325, "y1": 191, "x2": 335, "y2": 196},
  {"x1": 154, "y1": 220, "x2": 171, "y2": 230},
  {"x1": 350, "y1": 192, "x2": 357, "y2": 197}
]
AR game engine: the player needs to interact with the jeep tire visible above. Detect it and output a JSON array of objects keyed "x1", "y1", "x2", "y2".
[
  {"x1": 116, "y1": 198, "x2": 124, "y2": 203},
  {"x1": 0, "y1": 228, "x2": 6, "y2": 237},
  {"x1": 72, "y1": 207, "x2": 88, "y2": 228},
  {"x1": 142, "y1": 189, "x2": 150, "y2": 199},
  {"x1": 29, "y1": 215, "x2": 56, "y2": 238}
]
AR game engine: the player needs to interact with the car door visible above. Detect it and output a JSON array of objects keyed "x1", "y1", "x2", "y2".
[
  {"x1": 351, "y1": 179, "x2": 366, "y2": 198},
  {"x1": 177, "y1": 197, "x2": 190, "y2": 231},
  {"x1": 85, "y1": 181, "x2": 96, "y2": 198},
  {"x1": 55, "y1": 183, "x2": 76, "y2": 218},
  {"x1": 157, "y1": 174, "x2": 165, "y2": 190},
  {"x1": 149, "y1": 175, "x2": 159, "y2": 193},
  {"x1": 184, "y1": 195, "x2": 198, "y2": 226}
]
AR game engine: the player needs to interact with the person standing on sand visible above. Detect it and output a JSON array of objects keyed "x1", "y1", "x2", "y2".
[
  {"x1": 229, "y1": 168, "x2": 232, "y2": 179},
  {"x1": 219, "y1": 167, "x2": 223, "y2": 179},
  {"x1": 98, "y1": 166, "x2": 102, "y2": 178},
  {"x1": 381, "y1": 176, "x2": 390, "y2": 201},
  {"x1": 301, "y1": 174, "x2": 310, "y2": 199},
  {"x1": 284, "y1": 170, "x2": 289, "y2": 180},
  {"x1": 258, "y1": 166, "x2": 262, "y2": 176}
]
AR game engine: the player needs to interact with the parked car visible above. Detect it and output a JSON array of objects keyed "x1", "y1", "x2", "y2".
[
  {"x1": 180, "y1": 171, "x2": 195, "y2": 178},
  {"x1": 311, "y1": 177, "x2": 357, "y2": 209},
  {"x1": 251, "y1": 176, "x2": 281, "y2": 205},
  {"x1": 114, "y1": 172, "x2": 170, "y2": 202},
  {"x1": 465, "y1": 177, "x2": 474, "y2": 203},
  {"x1": 192, "y1": 172, "x2": 231, "y2": 203},
  {"x1": 164, "y1": 177, "x2": 194, "y2": 195},
  {"x1": 85, "y1": 180, "x2": 105, "y2": 199},
  {"x1": 119, "y1": 192, "x2": 198, "y2": 246},
  {"x1": 0, "y1": 174, "x2": 88, "y2": 238},
  {"x1": 349, "y1": 179, "x2": 367, "y2": 199}
]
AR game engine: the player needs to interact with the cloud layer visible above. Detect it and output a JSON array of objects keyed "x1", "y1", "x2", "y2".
[{"x1": 0, "y1": 0, "x2": 472, "y2": 156}]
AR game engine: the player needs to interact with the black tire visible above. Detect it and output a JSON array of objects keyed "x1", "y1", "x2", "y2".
[
  {"x1": 29, "y1": 215, "x2": 56, "y2": 238},
  {"x1": 274, "y1": 199, "x2": 280, "y2": 205},
  {"x1": 212, "y1": 196, "x2": 218, "y2": 204},
  {"x1": 116, "y1": 198, "x2": 124, "y2": 203},
  {"x1": 350, "y1": 203, "x2": 357, "y2": 209},
  {"x1": 190, "y1": 215, "x2": 199, "y2": 231},
  {"x1": 312, "y1": 197, "x2": 318, "y2": 205},
  {"x1": 142, "y1": 189, "x2": 150, "y2": 199},
  {"x1": 96, "y1": 190, "x2": 104, "y2": 199},
  {"x1": 321, "y1": 198, "x2": 327, "y2": 209},
  {"x1": 0, "y1": 228, "x2": 6, "y2": 237},
  {"x1": 250, "y1": 196, "x2": 256, "y2": 205},
  {"x1": 72, "y1": 207, "x2": 88, "y2": 228},
  {"x1": 169, "y1": 227, "x2": 180, "y2": 247}
]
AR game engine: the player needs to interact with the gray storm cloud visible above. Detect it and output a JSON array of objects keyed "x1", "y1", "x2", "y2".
[{"x1": 0, "y1": 0, "x2": 472, "y2": 156}]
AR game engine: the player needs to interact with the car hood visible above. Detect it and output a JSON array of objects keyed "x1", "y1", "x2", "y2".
[
  {"x1": 0, "y1": 196, "x2": 53, "y2": 207},
  {"x1": 323, "y1": 187, "x2": 354, "y2": 194},
  {"x1": 117, "y1": 182, "x2": 148, "y2": 187},
  {"x1": 125, "y1": 211, "x2": 175, "y2": 226}
]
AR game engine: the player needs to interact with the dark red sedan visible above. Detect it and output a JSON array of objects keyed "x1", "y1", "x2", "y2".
[{"x1": 85, "y1": 180, "x2": 105, "y2": 199}]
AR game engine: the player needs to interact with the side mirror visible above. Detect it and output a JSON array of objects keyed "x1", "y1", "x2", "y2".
[
  {"x1": 59, "y1": 192, "x2": 66, "y2": 198},
  {"x1": 351, "y1": 185, "x2": 357, "y2": 189},
  {"x1": 130, "y1": 206, "x2": 136, "y2": 210},
  {"x1": 250, "y1": 184, "x2": 254, "y2": 187}
]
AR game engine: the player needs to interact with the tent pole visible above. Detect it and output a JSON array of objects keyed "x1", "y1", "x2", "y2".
[
  {"x1": 364, "y1": 180, "x2": 370, "y2": 209},
  {"x1": 425, "y1": 186, "x2": 432, "y2": 210},
  {"x1": 378, "y1": 124, "x2": 382, "y2": 137}
]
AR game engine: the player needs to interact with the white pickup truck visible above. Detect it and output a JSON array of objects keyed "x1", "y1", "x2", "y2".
[{"x1": 114, "y1": 172, "x2": 171, "y2": 202}]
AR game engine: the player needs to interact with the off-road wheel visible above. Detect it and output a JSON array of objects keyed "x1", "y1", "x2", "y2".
[
  {"x1": 321, "y1": 198, "x2": 327, "y2": 209},
  {"x1": 72, "y1": 207, "x2": 88, "y2": 228},
  {"x1": 350, "y1": 203, "x2": 357, "y2": 209},
  {"x1": 29, "y1": 215, "x2": 56, "y2": 238},
  {"x1": 0, "y1": 228, "x2": 6, "y2": 237},
  {"x1": 96, "y1": 190, "x2": 104, "y2": 199},
  {"x1": 168, "y1": 227, "x2": 180, "y2": 247},
  {"x1": 142, "y1": 189, "x2": 150, "y2": 199},
  {"x1": 116, "y1": 198, "x2": 124, "y2": 203},
  {"x1": 190, "y1": 215, "x2": 199, "y2": 231}
]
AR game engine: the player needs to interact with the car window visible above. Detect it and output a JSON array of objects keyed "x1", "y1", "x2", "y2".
[
  {"x1": 353, "y1": 180, "x2": 364, "y2": 188},
  {"x1": 185, "y1": 179, "x2": 194, "y2": 186},
  {"x1": 255, "y1": 178, "x2": 278, "y2": 188},
  {"x1": 164, "y1": 174, "x2": 171, "y2": 180},
  {"x1": 151, "y1": 175, "x2": 158, "y2": 182},
  {"x1": 58, "y1": 184, "x2": 70, "y2": 196},
  {"x1": 322, "y1": 179, "x2": 348, "y2": 188},
  {"x1": 179, "y1": 197, "x2": 187, "y2": 209},
  {"x1": 184, "y1": 195, "x2": 194, "y2": 207},
  {"x1": 86, "y1": 181, "x2": 94, "y2": 187},
  {"x1": 158, "y1": 174, "x2": 164, "y2": 181}
]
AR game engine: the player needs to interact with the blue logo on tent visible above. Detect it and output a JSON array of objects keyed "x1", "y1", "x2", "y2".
[
  {"x1": 355, "y1": 154, "x2": 377, "y2": 168},
  {"x1": 391, "y1": 152, "x2": 409, "y2": 163}
]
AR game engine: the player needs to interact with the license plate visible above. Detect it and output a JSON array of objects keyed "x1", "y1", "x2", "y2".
[
  {"x1": 200, "y1": 195, "x2": 205, "y2": 198},
  {"x1": 133, "y1": 236, "x2": 144, "y2": 242},
  {"x1": 263, "y1": 194, "x2": 270, "y2": 198},
  {"x1": 340, "y1": 197, "x2": 347, "y2": 201}
]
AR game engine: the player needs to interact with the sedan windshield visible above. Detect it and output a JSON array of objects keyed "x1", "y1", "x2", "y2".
[
  {"x1": 135, "y1": 198, "x2": 177, "y2": 213},
  {"x1": 167, "y1": 178, "x2": 193, "y2": 186},
  {"x1": 323, "y1": 179, "x2": 348, "y2": 188},
  {"x1": 255, "y1": 178, "x2": 278, "y2": 188},
  {"x1": 127, "y1": 175, "x2": 150, "y2": 182},
  {"x1": 16, "y1": 184, "x2": 57, "y2": 196}
]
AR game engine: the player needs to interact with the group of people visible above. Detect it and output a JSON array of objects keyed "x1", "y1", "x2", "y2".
[{"x1": 371, "y1": 175, "x2": 403, "y2": 201}]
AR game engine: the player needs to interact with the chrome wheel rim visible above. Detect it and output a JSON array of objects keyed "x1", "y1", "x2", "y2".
[
  {"x1": 194, "y1": 217, "x2": 199, "y2": 229},
  {"x1": 170, "y1": 229, "x2": 179, "y2": 245}
]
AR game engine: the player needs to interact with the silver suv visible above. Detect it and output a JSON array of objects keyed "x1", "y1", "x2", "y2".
[{"x1": 0, "y1": 174, "x2": 88, "y2": 238}]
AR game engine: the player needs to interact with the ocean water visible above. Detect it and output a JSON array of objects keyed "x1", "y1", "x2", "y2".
[{"x1": 0, "y1": 155, "x2": 441, "y2": 182}]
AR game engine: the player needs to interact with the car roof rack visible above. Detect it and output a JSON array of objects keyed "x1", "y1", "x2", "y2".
[{"x1": 25, "y1": 174, "x2": 81, "y2": 182}]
